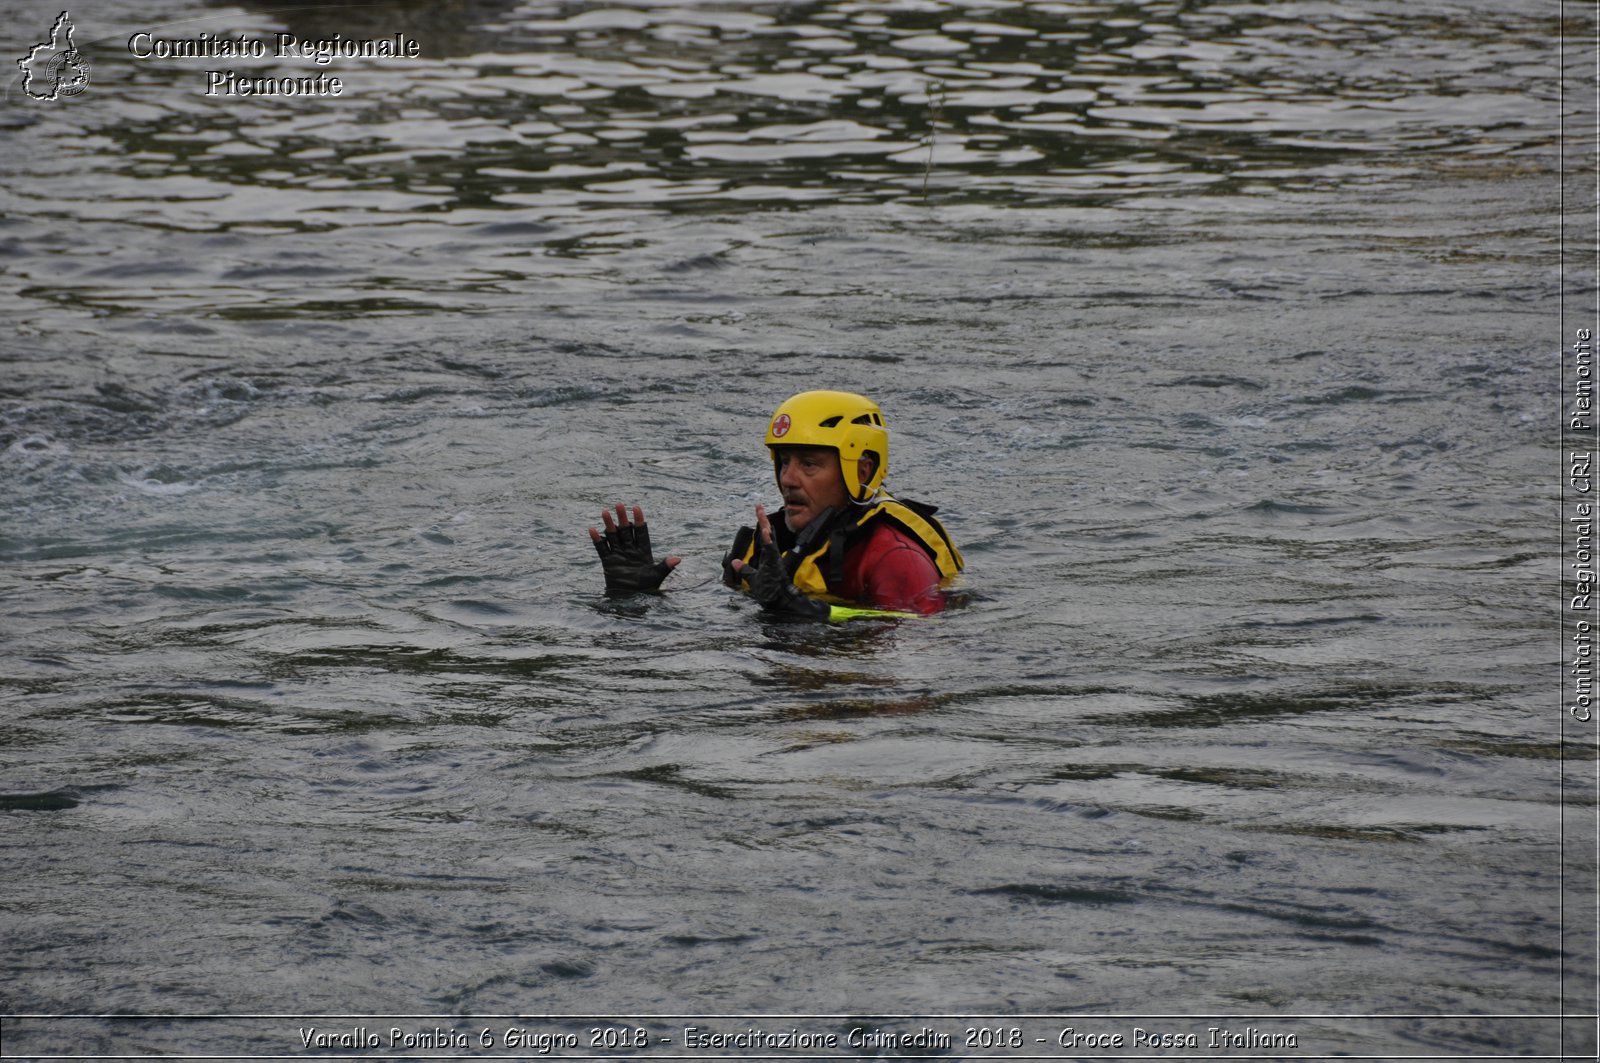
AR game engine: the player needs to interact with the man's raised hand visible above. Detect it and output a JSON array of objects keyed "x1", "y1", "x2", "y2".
[{"x1": 588, "y1": 503, "x2": 680, "y2": 592}]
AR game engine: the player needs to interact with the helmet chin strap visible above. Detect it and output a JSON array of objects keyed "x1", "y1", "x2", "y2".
[
  {"x1": 852, "y1": 453, "x2": 884, "y2": 504},
  {"x1": 852, "y1": 483, "x2": 890, "y2": 506}
]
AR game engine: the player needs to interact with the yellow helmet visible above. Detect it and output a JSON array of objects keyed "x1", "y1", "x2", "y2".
[{"x1": 765, "y1": 390, "x2": 889, "y2": 503}]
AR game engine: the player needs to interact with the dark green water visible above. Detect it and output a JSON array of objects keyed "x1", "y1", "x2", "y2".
[{"x1": 1, "y1": 0, "x2": 1593, "y2": 1057}]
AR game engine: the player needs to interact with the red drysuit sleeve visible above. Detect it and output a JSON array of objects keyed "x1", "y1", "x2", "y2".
[{"x1": 844, "y1": 523, "x2": 947, "y2": 615}]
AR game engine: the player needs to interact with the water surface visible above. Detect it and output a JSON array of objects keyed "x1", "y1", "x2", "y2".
[{"x1": 0, "y1": 0, "x2": 1591, "y2": 1057}]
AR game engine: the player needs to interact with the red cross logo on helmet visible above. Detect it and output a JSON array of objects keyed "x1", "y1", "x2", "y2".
[{"x1": 771, "y1": 413, "x2": 791, "y2": 438}]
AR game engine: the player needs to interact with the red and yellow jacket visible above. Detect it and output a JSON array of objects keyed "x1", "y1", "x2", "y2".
[{"x1": 727, "y1": 498, "x2": 963, "y2": 616}]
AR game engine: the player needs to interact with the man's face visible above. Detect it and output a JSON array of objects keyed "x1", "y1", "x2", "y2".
[{"x1": 775, "y1": 446, "x2": 851, "y2": 532}]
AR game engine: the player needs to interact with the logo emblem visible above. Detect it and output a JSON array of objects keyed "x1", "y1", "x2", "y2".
[
  {"x1": 18, "y1": 12, "x2": 91, "y2": 101},
  {"x1": 771, "y1": 413, "x2": 791, "y2": 438}
]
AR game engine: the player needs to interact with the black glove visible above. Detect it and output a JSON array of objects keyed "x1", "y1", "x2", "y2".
[
  {"x1": 744, "y1": 535, "x2": 830, "y2": 621},
  {"x1": 592, "y1": 512, "x2": 675, "y2": 592},
  {"x1": 722, "y1": 525, "x2": 755, "y2": 588}
]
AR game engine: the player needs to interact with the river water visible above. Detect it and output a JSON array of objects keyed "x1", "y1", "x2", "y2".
[{"x1": 1, "y1": 0, "x2": 1594, "y2": 1058}]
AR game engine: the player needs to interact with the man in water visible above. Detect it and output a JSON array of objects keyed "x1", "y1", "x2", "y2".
[{"x1": 587, "y1": 390, "x2": 963, "y2": 619}]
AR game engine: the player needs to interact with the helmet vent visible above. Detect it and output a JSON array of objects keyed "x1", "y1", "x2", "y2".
[
  {"x1": 853, "y1": 413, "x2": 881, "y2": 426},
  {"x1": 818, "y1": 415, "x2": 843, "y2": 428}
]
